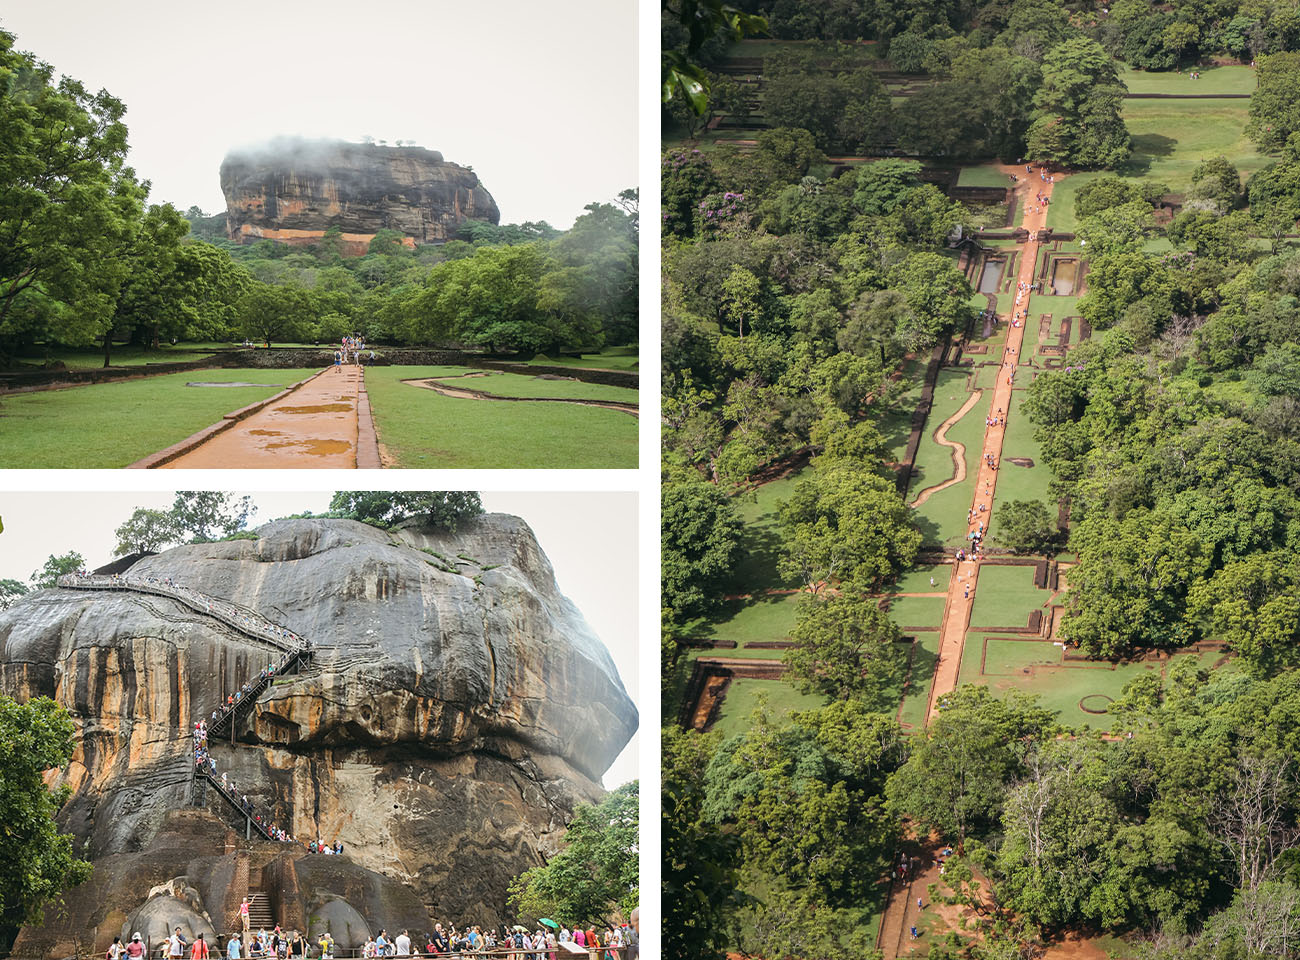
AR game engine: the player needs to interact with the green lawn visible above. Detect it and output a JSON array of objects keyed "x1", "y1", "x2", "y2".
[
  {"x1": 1119, "y1": 63, "x2": 1256, "y2": 95},
  {"x1": 968, "y1": 563, "x2": 1047, "y2": 629},
  {"x1": 428, "y1": 370, "x2": 638, "y2": 403},
  {"x1": 1120, "y1": 97, "x2": 1268, "y2": 191},
  {"x1": 10, "y1": 344, "x2": 223, "y2": 370},
  {"x1": 957, "y1": 164, "x2": 1015, "y2": 188},
  {"x1": 909, "y1": 369, "x2": 986, "y2": 547},
  {"x1": 955, "y1": 635, "x2": 1230, "y2": 730},
  {"x1": 896, "y1": 632, "x2": 941, "y2": 730},
  {"x1": 886, "y1": 595, "x2": 947, "y2": 629},
  {"x1": 880, "y1": 357, "x2": 927, "y2": 464},
  {"x1": 364, "y1": 365, "x2": 637, "y2": 468},
  {"x1": 731, "y1": 468, "x2": 809, "y2": 591},
  {"x1": 988, "y1": 392, "x2": 1054, "y2": 541},
  {"x1": 710, "y1": 678, "x2": 827, "y2": 740},
  {"x1": 0, "y1": 367, "x2": 321, "y2": 468},
  {"x1": 698, "y1": 595, "x2": 800, "y2": 654},
  {"x1": 526, "y1": 347, "x2": 639, "y2": 371},
  {"x1": 890, "y1": 563, "x2": 950, "y2": 594}
]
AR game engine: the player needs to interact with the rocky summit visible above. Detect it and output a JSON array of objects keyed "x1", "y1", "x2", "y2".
[
  {"x1": 221, "y1": 138, "x2": 500, "y2": 254},
  {"x1": 0, "y1": 515, "x2": 636, "y2": 958}
]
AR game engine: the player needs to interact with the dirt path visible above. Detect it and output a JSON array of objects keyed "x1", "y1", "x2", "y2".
[
  {"x1": 909, "y1": 389, "x2": 982, "y2": 507},
  {"x1": 161, "y1": 366, "x2": 364, "y2": 468},
  {"x1": 405, "y1": 378, "x2": 639, "y2": 417},
  {"x1": 878, "y1": 844, "x2": 943, "y2": 957},
  {"x1": 925, "y1": 166, "x2": 1058, "y2": 724}
]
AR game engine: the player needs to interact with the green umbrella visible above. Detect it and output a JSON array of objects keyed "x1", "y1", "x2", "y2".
[{"x1": 538, "y1": 919, "x2": 559, "y2": 931}]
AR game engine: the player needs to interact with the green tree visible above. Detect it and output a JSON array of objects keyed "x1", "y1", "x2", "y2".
[
  {"x1": 112, "y1": 508, "x2": 179, "y2": 557},
  {"x1": 0, "y1": 579, "x2": 27, "y2": 611},
  {"x1": 327, "y1": 491, "x2": 483, "y2": 529},
  {"x1": 170, "y1": 492, "x2": 254, "y2": 542},
  {"x1": 784, "y1": 593, "x2": 903, "y2": 704},
  {"x1": 995, "y1": 499, "x2": 1059, "y2": 555},
  {"x1": 0, "y1": 28, "x2": 145, "y2": 366},
  {"x1": 662, "y1": 727, "x2": 744, "y2": 960},
  {"x1": 885, "y1": 686, "x2": 1057, "y2": 847},
  {"x1": 29, "y1": 552, "x2": 84, "y2": 589},
  {"x1": 508, "y1": 782, "x2": 638, "y2": 927},
  {"x1": 661, "y1": 482, "x2": 743, "y2": 623},
  {"x1": 0, "y1": 696, "x2": 92, "y2": 944},
  {"x1": 777, "y1": 465, "x2": 921, "y2": 593},
  {"x1": 1248, "y1": 51, "x2": 1300, "y2": 151},
  {"x1": 1026, "y1": 37, "x2": 1131, "y2": 169},
  {"x1": 887, "y1": 252, "x2": 975, "y2": 351}
]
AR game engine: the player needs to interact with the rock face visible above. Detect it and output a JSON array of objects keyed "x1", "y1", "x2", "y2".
[
  {"x1": 221, "y1": 138, "x2": 500, "y2": 253},
  {"x1": 0, "y1": 515, "x2": 636, "y2": 958}
]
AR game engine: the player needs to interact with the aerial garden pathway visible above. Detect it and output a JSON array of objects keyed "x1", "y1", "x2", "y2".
[{"x1": 924, "y1": 170, "x2": 1058, "y2": 726}]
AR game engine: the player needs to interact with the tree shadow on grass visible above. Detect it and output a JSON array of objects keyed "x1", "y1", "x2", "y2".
[{"x1": 1119, "y1": 133, "x2": 1178, "y2": 177}]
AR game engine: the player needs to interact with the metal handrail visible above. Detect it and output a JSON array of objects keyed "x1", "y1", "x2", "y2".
[{"x1": 57, "y1": 574, "x2": 309, "y2": 654}]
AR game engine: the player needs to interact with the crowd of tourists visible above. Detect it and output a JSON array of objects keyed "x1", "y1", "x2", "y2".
[
  {"x1": 107, "y1": 915, "x2": 638, "y2": 960},
  {"x1": 334, "y1": 336, "x2": 374, "y2": 369},
  {"x1": 193, "y1": 723, "x2": 297, "y2": 844}
]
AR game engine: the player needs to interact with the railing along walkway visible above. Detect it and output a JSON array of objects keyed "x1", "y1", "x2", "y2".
[{"x1": 58, "y1": 573, "x2": 308, "y2": 654}]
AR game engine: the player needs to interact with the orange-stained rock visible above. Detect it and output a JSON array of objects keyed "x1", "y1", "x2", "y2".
[{"x1": 221, "y1": 138, "x2": 499, "y2": 253}]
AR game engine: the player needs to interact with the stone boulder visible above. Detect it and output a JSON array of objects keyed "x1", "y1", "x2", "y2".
[
  {"x1": 0, "y1": 514, "x2": 636, "y2": 958},
  {"x1": 221, "y1": 138, "x2": 500, "y2": 253}
]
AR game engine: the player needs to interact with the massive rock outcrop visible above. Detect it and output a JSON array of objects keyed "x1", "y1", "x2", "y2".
[
  {"x1": 0, "y1": 514, "x2": 635, "y2": 958},
  {"x1": 221, "y1": 138, "x2": 500, "y2": 254}
]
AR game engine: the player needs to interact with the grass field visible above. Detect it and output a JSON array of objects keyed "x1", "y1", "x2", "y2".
[
  {"x1": 525, "y1": 347, "x2": 639, "y2": 371},
  {"x1": 731, "y1": 468, "x2": 808, "y2": 591},
  {"x1": 968, "y1": 563, "x2": 1048, "y2": 629},
  {"x1": 886, "y1": 595, "x2": 947, "y2": 629},
  {"x1": 0, "y1": 367, "x2": 322, "y2": 468},
  {"x1": 909, "y1": 369, "x2": 985, "y2": 546},
  {"x1": 710, "y1": 678, "x2": 827, "y2": 740},
  {"x1": 956, "y1": 636, "x2": 1228, "y2": 729},
  {"x1": 697, "y1": 594, "x2": 800, "y2": 653},
  {"x1": 427, "y1": 370, "x2": 639, "y2": 403},
  {"x1": 988, "y1": 392, "x2": 1054, "y2": 541},
  {"x1": 957, "y1": 164, "x2": 1015, "y2": 188},
  {"x1": 896, "y1": 632, "x2": 941, "y2": 730},
  {"x1": 364, "y1": 365, "x2": 637, "y2": 468},
  {"x1": 11, "y1": 344, "x2": 223, "y2": 370},
  {"x1": 1119, "y1": 63, "x2": 1255, "y2": 95}
]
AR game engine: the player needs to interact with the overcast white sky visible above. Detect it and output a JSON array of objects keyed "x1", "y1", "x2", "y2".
[
  {"x1": 0, "y1": 0, "x2": 637, "y2": 229},
  {"x1": 0, "y1": 491, "x2": 639, "y2": 788}
]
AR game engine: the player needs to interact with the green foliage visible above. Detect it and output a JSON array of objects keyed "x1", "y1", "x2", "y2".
[
  {"x1": 662, "y1": 727, "x2": 745, "y2": 960},
  {"x1": 661, "y1": 482, "x2": 744, "y2": 624},
  {"x1": 885, "y1": 685, "x2": 1058, "y2": 845},
  {"x1": 784, "y1": 593, "x2": 904, "y2": 704},
  {"x1": 777, "y1": 464, "x2": 921, "y2": 594},
  {"x1": 29, "y1": 551, "x2": 84, "y2": 589},
  {"x1": 994, "y1": 499, "x2": 1059, "y2": 555},
  {"x1": 1027, "y1": 37, "x2": 1131, "y2": 169},
  {"x1": 0, "y1": 578, "x2": 28, "y2": 611},
  {"x1": 170, "y1": 492, "x2": 254, "y2": 543},
  {"x1": 703, "y1": 698, "x2": 903, "y2": 903},
  {"x1": 112, "y1": 507, "x2": 180, "y2": 556},
  {"x1": 0, "y1": 28, "x2": 144, "y2": 365},
  {"x1": 508, "y1": 782, "x2": 638, "y2": 927},
  {"x1": 327, "y1": 491, "x2": 484, "y2": 530},
  {"x1": 762, "y1": 45, "x2": 893, "y2": 151},
  {"x1": 1248, "y1": 51, "x2": 1300, "y2": 151},
  {"x1": 0, "y1": 695, "x2": 92, "y2": 936}
]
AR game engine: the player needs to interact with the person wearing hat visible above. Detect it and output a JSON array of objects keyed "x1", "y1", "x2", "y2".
[
  {"x1": 125, "y1": 933, "x2": 145, "y2": 960},
  {"x1": 226, "y1": 933, "x2": 241, "y2": 960}
]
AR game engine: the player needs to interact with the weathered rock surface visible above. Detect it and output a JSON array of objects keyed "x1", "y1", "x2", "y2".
[
  {"x1": 0, "y1": 515, "x2": 635, "y2": 957},
  {"x1": 221, "y1": 138, "x2": 500, "y2": 253}
]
